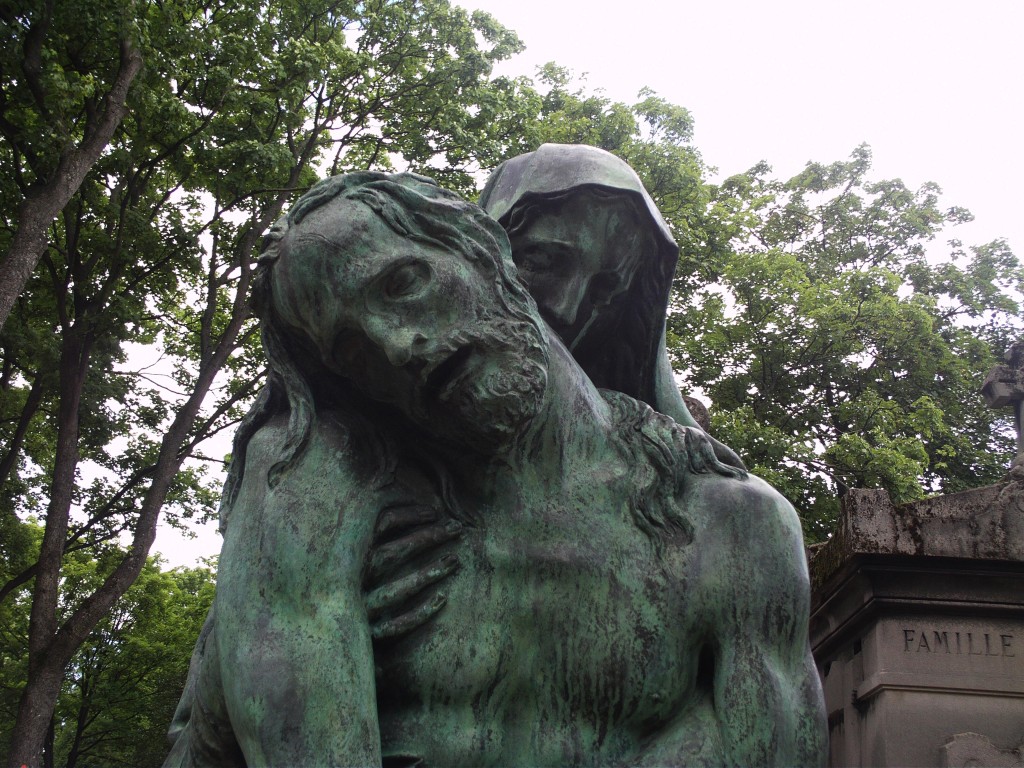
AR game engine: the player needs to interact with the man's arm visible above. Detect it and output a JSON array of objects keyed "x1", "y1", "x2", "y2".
[
  {"x1": 705, "y1": 476, "x2": 827, "y2": 767},
  {"x1": 214, "y1": 418, "x2": 383, "y2": 766},
  {"x1": 164, "y1": 608, "x2": 248, "y2": 767}
]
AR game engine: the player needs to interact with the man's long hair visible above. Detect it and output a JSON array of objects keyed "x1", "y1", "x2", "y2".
[
  {"x1": 600, "y1": 390, "x2": 746, "y2": 551},
  {"x1": 220, "y1": 172, "x2": 542, "y2": 528}
]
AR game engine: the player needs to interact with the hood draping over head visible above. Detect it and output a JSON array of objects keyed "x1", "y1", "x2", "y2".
[{"x1": 479, "y1": 143, "x2": 679, "y2": 408}]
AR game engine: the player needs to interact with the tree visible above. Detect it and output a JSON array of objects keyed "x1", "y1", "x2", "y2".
[
  {"x1": 1, "y1": 1, "x2": 541, "y2": 764},
  {"x1": 0, "y1": 0, "x2": 143, "y2": 331},
  {"x1": 0, "y1": 521, "x2": 215, "y2": 767},
  {"x1": 50, "y1": 560, "x2": 214, "y2": 768},
  {"x1": 671, "y1": 145, "x2": 1022, "y2": 540}
]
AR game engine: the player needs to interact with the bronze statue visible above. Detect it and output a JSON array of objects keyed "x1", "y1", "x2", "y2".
[
  {"x1": 166, "y1": 171, "x2": 826, "y2": 766},
  {"x1": 480, "y1": 143, "x2": 743, "y2": 469}
]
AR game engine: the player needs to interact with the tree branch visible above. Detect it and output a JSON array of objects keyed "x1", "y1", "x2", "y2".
[{"x1": 0, "y1": 36, "x2": 143, "y2": 332}]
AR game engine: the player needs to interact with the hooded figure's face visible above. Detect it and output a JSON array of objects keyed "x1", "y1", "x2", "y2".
[
  {"x1": 507, "y1": 190, "x2": 648, "y2": 351},
  {"x1": 480, "y1": 144, "x2": 680, "y2": 403}
]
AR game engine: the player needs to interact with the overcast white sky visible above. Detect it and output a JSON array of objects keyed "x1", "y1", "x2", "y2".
[
  {"x1": 155, "y1": 0, "x2": 1023, "y2": 567},
  {"x1": 460, "y1": 0, "x2": 1023, "y2": 251}
]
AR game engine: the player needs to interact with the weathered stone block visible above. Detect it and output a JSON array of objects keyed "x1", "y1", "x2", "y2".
[{"x1": 811, "y1": 475, "x2": 1024, "y2": 767}]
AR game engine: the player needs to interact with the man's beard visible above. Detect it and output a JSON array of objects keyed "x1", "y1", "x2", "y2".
[{"x1": 417, "y1": 311, "x2": 548, "y2": 452}]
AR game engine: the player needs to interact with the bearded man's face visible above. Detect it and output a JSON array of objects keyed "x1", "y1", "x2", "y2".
[{"x1": 271, "y1": 196, "x2": 548, "y2": 451}]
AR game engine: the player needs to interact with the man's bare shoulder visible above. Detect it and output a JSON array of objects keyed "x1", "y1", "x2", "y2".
[
  {"x1": 690, "y1": 469, "x2": 801, "y2": 538},
  {"x1": 227, "y1": 410, "x2": 383, "y2": 537},
  {"x1": 241, "y1": 408, "x2": 386, "y2": 486},
  {"x1": 684, "y1": 468, "x2": 810, "y2": 615}
]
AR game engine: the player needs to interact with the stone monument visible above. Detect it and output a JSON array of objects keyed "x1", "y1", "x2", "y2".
[
  {"x1": 166, "y1": 168, "x2": 826, "y2": 765},
  {"x1": 810, "y1": 344, "x2": 1024, "y2": 767}
]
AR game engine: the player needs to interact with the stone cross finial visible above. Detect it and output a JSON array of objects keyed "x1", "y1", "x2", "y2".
[{"x1": 981, "y1": 341, "x2": 1024, "y2": 460}]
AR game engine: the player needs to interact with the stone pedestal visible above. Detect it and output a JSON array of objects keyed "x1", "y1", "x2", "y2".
[{"x1": 810, "y1": 469, "x2": 1024, "y2": 767}]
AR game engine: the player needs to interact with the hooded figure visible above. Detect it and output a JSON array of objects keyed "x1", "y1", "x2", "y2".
[{"x1": 480, "y1": 143, "x2": 742, "y2": 467}]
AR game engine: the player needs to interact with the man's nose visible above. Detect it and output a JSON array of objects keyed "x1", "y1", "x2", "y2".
[{"x1": 365, "y1": 319, "x2": 428, "y2": 367}]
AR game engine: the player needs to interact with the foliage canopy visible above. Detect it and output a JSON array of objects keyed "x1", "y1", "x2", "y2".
[{"x1": 670, "y1": 146, "x2": 1020, "y2": 540}]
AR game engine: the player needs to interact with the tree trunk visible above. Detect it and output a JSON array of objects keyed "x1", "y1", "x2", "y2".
[
  {"x1": 6, "y1": 328, "x2": 91, "y2": 768},
  {"x1": 43, "y1": 717, "x2": 54, "y2": 768},
  {"x1": 0, "y1": 371, "x2": 45, "y2": 489},
  {"x1": 6, "y1": 179, "x2": 294, "y2": 768},
  {"x1": 5, "y1": 234, "x2": 262, "y2": 768},
  {"x1": 0, "y1": 39, "x2": 142, "y2": 332},
  {"x1": 62, "y1": 680, "x2": 91, "y2": 768}
]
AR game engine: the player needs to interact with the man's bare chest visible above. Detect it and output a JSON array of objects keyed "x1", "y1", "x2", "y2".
[{"x1": 375, "y1": 484, "x2": 704, "y2": 763}]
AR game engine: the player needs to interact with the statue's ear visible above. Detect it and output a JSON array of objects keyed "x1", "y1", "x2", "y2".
[
  {"x1": 251, "y1": 216, "x2": 289, "y2": 317},
  {"x1": 261, "y1": 215, "x2": 289, "y2": 254}
]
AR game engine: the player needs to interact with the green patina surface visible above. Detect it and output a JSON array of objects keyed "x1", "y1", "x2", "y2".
[{"x1": 166, "y1": 160, "x2": 826, "y2": 767}]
